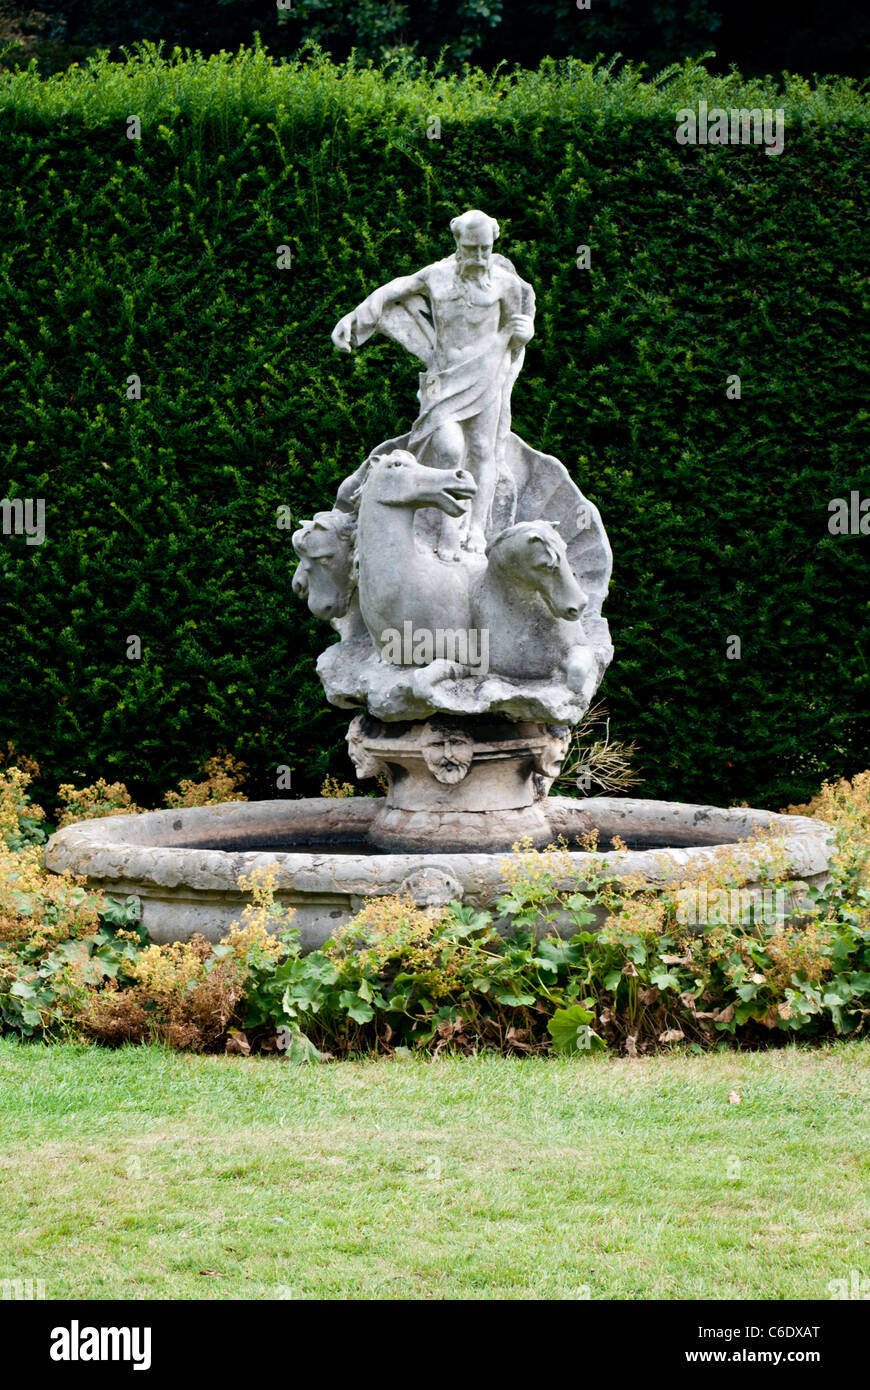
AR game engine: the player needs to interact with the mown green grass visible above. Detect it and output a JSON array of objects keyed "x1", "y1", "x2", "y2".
[{"x1": 0, "y1": 1038, "x2": 867, "y2": 1299}]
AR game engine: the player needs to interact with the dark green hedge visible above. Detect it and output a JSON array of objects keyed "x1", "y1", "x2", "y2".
[{"x1": 1, "y1": 48, "x2": 868, "y2": 809}]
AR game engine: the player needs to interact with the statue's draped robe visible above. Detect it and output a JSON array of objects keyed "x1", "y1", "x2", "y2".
[{"x1": 348, "y1": 255, "x2": 533, "y2": 477}]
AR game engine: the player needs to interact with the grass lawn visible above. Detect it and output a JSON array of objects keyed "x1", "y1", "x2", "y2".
[{"x1": 0, "y1": 1037, "x2": 868, "y2": 1300}]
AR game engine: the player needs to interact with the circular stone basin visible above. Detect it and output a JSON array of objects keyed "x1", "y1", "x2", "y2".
[{"x1": 44, "y1": 796, "x2": 833, "y2": 950}]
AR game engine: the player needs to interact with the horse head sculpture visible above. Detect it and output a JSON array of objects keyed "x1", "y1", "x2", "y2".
[
  {"x1": 291, "y1": 509, "x2": 357, "y2": 622},
  {"x1": 363, "y1": 449, "x2": 477, "y2": 515},
  {"x1": 486, "y1": 521, "x2": 587, "y2": 620}
]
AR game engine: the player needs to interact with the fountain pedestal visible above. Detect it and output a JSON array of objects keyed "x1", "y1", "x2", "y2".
[{"x1": 347, "y1": 714, "x2": 571, "y2": 851}]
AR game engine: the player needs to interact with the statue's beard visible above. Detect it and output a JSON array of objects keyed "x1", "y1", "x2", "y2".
[
  {"x1": 434, "y1": 758, "x2": 470, "y2": 784},
  {"x1": 457, "y1": 261, "x2": 491, "y2": 287}
]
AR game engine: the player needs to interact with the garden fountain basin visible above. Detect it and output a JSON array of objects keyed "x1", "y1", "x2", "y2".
[{"x1": 44, "y1": 797, "x2": 833, "y2": 949}]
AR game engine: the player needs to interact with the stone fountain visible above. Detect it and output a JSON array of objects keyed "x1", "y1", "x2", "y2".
[{"x1": 45, "y1": 210, "x2": 832, "y2": 942}]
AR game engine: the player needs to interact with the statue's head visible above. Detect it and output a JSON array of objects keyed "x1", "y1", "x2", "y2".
[
  {"x1": 291, "y1": 510, "x2": 357, "y2": 620},
  {"x1": 450, "y1": 209, "x2": 499, "y2": 279},
  {"x1": 345, "y1": 715, "x2": 382, "y2": 779},
  {"x1": 420, "y1": 720, "x2": 475, "y2": 785}
]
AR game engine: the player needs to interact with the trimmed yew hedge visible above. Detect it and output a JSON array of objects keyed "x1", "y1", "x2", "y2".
[{"x1": 0, "y1": 46, "x2": 868, "y2": 808}]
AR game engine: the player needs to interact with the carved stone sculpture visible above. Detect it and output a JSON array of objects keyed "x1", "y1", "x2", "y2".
[
  {"x1": 332, "y1": 208, "x2": 534, "y2": 560},
  {"x1": 293, "y1": 210, "x2": 614, "y2": 848}
]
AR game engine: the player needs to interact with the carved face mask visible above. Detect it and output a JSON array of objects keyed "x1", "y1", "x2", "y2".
[{"x1": 420, "y1": 726, "x2": 475, "y2": 784}]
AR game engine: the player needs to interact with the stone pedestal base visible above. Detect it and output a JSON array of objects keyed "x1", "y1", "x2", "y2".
[
  {"x1": 368, "y1": 803, "x2": 553, "y2": 853},
  {"x1": 346, "y1": 713, "x2": 570, "y2": 852}
]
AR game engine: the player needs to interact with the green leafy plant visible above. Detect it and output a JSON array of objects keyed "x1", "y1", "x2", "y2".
[
  {"x1": 548, "y1": 1004, "x2": 605, "y2": 1054},
  {"x1": 0, "y1": 892, "x2": 144, "y2": 1037}
]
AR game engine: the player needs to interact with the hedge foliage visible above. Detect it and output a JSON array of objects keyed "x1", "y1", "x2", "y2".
[{"x1": 0, "y1": 45, "x2": 868, "y2": 808}]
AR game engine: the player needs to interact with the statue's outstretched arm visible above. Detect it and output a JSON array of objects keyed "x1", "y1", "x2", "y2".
[{"x1": 332, "y1": 270, "x2": 430, "y2": 353}]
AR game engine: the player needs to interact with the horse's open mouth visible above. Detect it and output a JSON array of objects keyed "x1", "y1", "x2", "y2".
[
  {"x1": 437, "y1": 485, "x2": 475, "y2": 516},
  {"x1": 442, "y1": 479, "x2": 476, "y2": 504}
]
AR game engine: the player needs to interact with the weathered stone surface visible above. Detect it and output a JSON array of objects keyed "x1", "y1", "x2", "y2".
[
  {"x1": 345, "y1": 713, "x2": 570, "y2": 848},
  {"x1": 44, "y1": 797, "x2": 833, "y2": 949},
  {"x1": 317, "y1": 635, "x2": 604, "y2": 724},
  {"x1": 367, "y1": 805, "x2": 555, "y2": 853}
]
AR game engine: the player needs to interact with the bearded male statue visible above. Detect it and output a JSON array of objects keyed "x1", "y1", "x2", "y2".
[{"x1": 331, "y1": 209, "x2": 535, "y2": 560}]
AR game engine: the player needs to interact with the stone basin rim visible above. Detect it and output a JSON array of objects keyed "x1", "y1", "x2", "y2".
[{"x1": 44, "y1": 795, "x2": 833, "y2": 892}]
